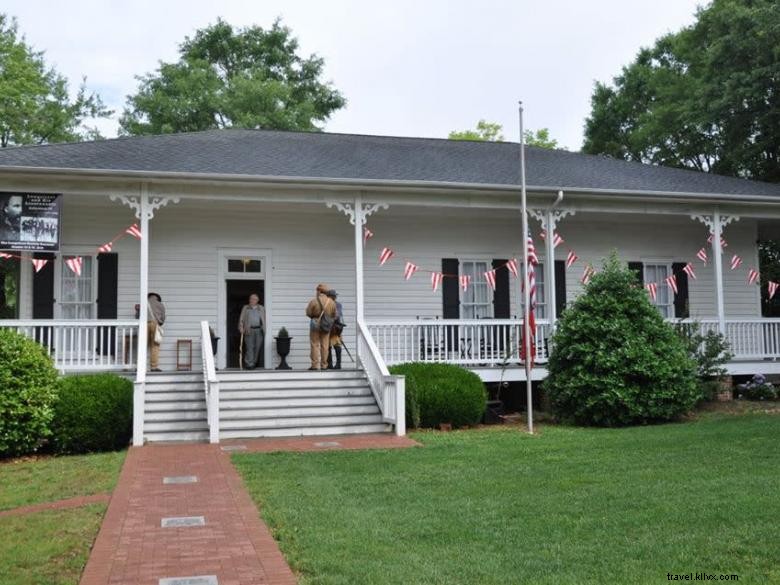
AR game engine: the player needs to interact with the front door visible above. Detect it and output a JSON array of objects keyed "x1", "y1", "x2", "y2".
[{"x1": 226, "y1": 279, "x2": 265, "y2": 369}]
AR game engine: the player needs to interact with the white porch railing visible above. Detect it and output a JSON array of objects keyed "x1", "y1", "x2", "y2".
[
  {"x1": 0, "y1": 319, "x2": 139, "y2": 371},
  {"x1": 673, "y1": 318, "x2": 780, "y2": 360},
  {"x1": 200, "y1": 321, "x2": 220, "y2": 444},
  {"x1": 357, "y1": 320, "x2": 406, "y2": 436},
  {"x1": 366, "y1": 318, "x2": 552, "y2": 367}
]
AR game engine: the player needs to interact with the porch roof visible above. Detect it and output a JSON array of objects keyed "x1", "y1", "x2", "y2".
[{"x1": 0, "y1": 128, "x2": 778, "y2": 199}]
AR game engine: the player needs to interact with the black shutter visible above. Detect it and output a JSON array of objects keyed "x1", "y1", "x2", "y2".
[
  {"x1": 554, "y1": 260, "x2": 566, "y2": 316},
  {"x1": 32, "y1": 252, "x2": 55, "y2": 319},
  {"x1": 672, "y1": 262, "x2": 689, "y2": 318},
  {"x1": 97, "y1": 253, "x2": 119, "y2": 355},
  {"x1": 627, "y1": 262, "x2": 644, "y2": 286},
  {"x1": 492, "y1": 259, "x2": 510, "y2": 318},
  {"x1": 442, "y1": 259, "x2": 460, "y2": 319}
]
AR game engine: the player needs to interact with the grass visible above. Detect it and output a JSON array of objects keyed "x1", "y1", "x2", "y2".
[
  {"x1": 0, "y1": 504, "x2": 107, "y2": 585},
  {"x1": 234, "y1": 413, "x2": 780, "y2": 584},
  {"x1": 0, "y1": 450, "x2": 126, "y2": 511}
]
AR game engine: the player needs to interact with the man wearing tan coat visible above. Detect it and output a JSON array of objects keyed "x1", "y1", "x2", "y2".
[{"x1": 305, "y1": 283, "x2": 337, "y2": 370}]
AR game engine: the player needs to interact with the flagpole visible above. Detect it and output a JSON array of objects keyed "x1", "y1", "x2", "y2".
[{"x1": 519, "y1": 101, "x2": 533, "y2": 434}]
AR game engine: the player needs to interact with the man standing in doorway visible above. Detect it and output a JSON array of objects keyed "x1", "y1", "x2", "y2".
[
  {"x1": 305, "y1": 283, "x2": 336, "y2": 370},
  {"x1": 238, "y1": 293, "x2": 266, "y2": 370}
]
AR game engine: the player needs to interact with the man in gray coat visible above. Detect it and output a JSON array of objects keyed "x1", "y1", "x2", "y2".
[{"x1": 238, "y1": 293, "x2": 266, "y2": 369}]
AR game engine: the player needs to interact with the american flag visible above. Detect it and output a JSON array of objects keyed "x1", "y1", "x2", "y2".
[
  {"x1": 696, "y1": 248, "x2": 708, "y2": 264},
  {"x1": 566, "y1": 250, "x2": 578, "y2": 268},
  {"x1": 378, "y1": 247, "x2": 394, "y2": 266},
  {"x1": 98, "y1": 242, "x2": 113, "y2": 253},
  {"x1": 31, "y1": 258, "x2": 48, "y2": 273},
  {"x1": 403, "y1": 261, "x2": 418, "y2": 280},
  {"x1": 0, "y1": 252, "x2": 13, "y2": 259},
  {"x1": 747, "y1": 268, "x2": 760, "y2": 285},
  {"x1": 527, "y1": 232, "x2": 539, "y2": 265},
  {"x1": 683, "y1": 263, "x2": 697, "y2": 280},
  {"x1": 645, "y1": 282, "x2": 658, "y2": 301},
  {"x1": 125, "y1": 224, "x2": 142, "y2": 239},
  {"x1": 730, "y1": 254, "x2": 742, "y2": 270},
  {"x1": 363, "y1": 227, "x2": 373, "y2": 244},
  {"x1": 460, "y1": 274, "x2": 471, "y2": 292},
  {"x1": 580, "y1": 265, "x2": 595, "y2": 285},
  {"x1": 506, "y1": 258, "x2": 519, "y2": 278},
  {"x1": 666, "y1": 274, "x2": 678, "y2": 295},
  {"x1": 769, "y1": 281, "x2": 779, "y2": 300},
  {"x1": 65, "y1": 256, "x2": 83, "y2": 276},
  {"x1": 430, "y1": 272, "x2": 443, "y2": 292},
  {"x1": 484, "y1": 269, "x2": 496, "y2": 290}
]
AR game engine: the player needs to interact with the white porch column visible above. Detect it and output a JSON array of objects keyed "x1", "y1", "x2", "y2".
[
  {"x1": 692, "y1": 211, "x2": 739, "y2": 336},
  {"x1": 354, "y1": 193, "x2": 365, "y2": 324},
  {"x1": 712, "y1": 209, "x2": 726, "y2": 335},
  {"x1": 529, "y1": 206, "x2": 574, "y2": 328},
  {"x1": 110, "y1": 187, "x2": 179, "y2": 447}
]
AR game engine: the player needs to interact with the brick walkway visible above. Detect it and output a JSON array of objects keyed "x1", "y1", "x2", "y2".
[
  {"x1": 80, "y1": 434, "x2": 417, "y2": 585},
  {"x1": 0, "y1": 492, "x2": 111, "y2": 518}
]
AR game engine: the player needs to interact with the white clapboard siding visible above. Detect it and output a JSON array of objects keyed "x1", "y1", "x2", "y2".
[{"x1": 17, "y1": 196, "x2": 761, "y2": 371}]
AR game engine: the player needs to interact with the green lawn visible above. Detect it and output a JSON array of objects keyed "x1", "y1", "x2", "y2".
[
  {"x1": 234, "y1": 414, "x2": 780, "y2": 584},
  {"x1": 0, "y1": 450, "x2": 126, "y2": 511},
  {"x1": 0, "y1": 504, "x2": 107, "y2": 585},
  {"x1": 0, "y1": 451, "x2": 125, "y2": 585}
]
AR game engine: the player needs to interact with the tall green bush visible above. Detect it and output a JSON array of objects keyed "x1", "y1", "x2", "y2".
[
  {"x1": 389, "y1": 363, "x2": 485, "y2": 428},
  {"x1": 546, "y1": 253, "x2": 699, "y2": 426},
  {"x1": 50, "y1": 374, "x2": 133, "y2": 454},
  {"x1": 0, "y1": 329, "x2": 59, "y2": 457}
]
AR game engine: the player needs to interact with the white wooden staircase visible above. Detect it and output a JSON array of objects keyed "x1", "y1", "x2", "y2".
[{"x1": 143, "y1": 369, "x2": 391, "y2": 443}]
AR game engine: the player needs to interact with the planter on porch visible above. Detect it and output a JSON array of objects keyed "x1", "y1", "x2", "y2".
[{"x1": 275, "y1": 328, "x2": 292, "y2": 370}]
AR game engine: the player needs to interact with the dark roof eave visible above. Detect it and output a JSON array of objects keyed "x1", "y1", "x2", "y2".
[{"x1": 0, "y1": 164, "x2": 777, "y2": 204}]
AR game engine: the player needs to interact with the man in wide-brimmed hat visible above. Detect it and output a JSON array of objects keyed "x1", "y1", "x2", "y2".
[
  {"x1": 326, "y1": 289, "x2": 345, "y2": 370},
  {"x1": 147, "y1": 292, "x2": 166, "y2": 372},
  {"x1": 305, "y1": 283, "x2": 336, "y2": 370}
]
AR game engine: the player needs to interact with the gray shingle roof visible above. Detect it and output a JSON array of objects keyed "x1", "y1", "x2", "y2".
[{"x1": 0, "y1": 128, "x2": 778, "y2": 197}]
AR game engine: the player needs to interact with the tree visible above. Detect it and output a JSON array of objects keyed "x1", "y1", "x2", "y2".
[
  {"x1": 0, "y1": 14, "x2": 109, "y2": 147},
  {"x1": 121, "y1": 19, "x2": 346, "y2": 135},
  {"x1": 524, "y1": 128, "x2": 559, "y2": 149},
  {"x1": 546, "y1": 253, "x2": 699, "y2": 426},
  {"x1": 583, "y1": 0, "x2": 780, "y2": 183},
  {"x1": 449, "y1": 120, "x2": 561, "y2": 149},
  {"x1": 448, "y1": 119, "x2": 504, "y2": 142}
]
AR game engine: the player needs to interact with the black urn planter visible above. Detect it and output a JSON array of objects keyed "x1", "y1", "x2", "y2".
[{"x1": 275, "y1": 336, "x2": 293, "y2": 370}]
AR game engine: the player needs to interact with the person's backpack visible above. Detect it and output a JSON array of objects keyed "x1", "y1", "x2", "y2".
[{"x1": 317, "y1": 297, "x2": 335, "y2": 333}]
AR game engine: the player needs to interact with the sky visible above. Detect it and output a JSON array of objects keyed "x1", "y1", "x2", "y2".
[{"x1": 4, "y1": 0, "x2": 705, "y2": 150}]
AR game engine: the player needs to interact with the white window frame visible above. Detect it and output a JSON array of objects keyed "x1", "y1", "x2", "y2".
[
  {"x1": 642, "y1": 260, "x2": 674, "y2": 318},
  {"x1": 55, "y1": 247, "x2": 98, "y2": 320},
  {"x1": 459, "y1": 258, "x2": 494, "y2": 319}
]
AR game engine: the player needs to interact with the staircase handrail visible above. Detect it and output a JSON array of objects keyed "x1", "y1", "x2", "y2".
[
  {"x1": 200, "y1": 320, "x2": 220, "y2": 443},
  {"x1": 357, "y1": 319, "x2": 406, "y2": 436}
]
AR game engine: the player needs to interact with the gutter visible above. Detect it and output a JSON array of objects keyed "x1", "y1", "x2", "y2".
[{"x1": 0, "y1": 164, "x2": 778, "y2": 205}]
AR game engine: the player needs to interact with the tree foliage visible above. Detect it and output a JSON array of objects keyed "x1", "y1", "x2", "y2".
[
  {"x1": 0, "y1": 14, "x2": 109, "y2": 147},
  {"x1": 546, "y1": 253, "x2": 699, "y2": 426},
  {"x1": 449, "y1": 120, "x2": 561, "y2": 149},
  {"x1": 583, "y1": 0, "x2": 780, "y2": 183},
  {"x1": 121, "y1": 19, "x2": 346, "y2": 135}
]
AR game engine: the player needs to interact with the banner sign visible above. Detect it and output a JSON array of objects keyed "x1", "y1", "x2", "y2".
[{"x1": 0, "y1": 192, "x2": 61, "y2": 251}]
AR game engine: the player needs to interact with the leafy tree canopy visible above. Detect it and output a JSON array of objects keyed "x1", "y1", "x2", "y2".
[
  {"x1": 583, "y1": 0, "x2": 780, "y2": 183},
  {"x1": 120, "y1": 19, "x2": 346, "y2": 135},
  {"x1": 0, "y1": 14, "x2": 109, "y2": 147},
  {"x1": 449, "y1": 120, "x2": 561, "y2": 149}
]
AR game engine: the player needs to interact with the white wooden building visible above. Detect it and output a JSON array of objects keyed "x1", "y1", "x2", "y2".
[{"x1": 0, "y1": 129, "x2": 778, "y2": 444}]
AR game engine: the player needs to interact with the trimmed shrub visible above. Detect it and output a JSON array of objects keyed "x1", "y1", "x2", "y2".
[
  {"x1": 0, "y1": 328, "x2": 59, "y2": 457},
  {"x1": 51, "y1": 374, "x2": 133, "y2": 453},
  {"x1": 388, "y1": 363, "x2": 486, "y2": 428},
  {"x1": 546, "y1": 253, "x2": 699, "y2": 426}
]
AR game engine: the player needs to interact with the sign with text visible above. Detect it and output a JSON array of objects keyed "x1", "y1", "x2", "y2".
[{"x1": 0, "y1": 192, "x2": 61, "y2": 251}]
